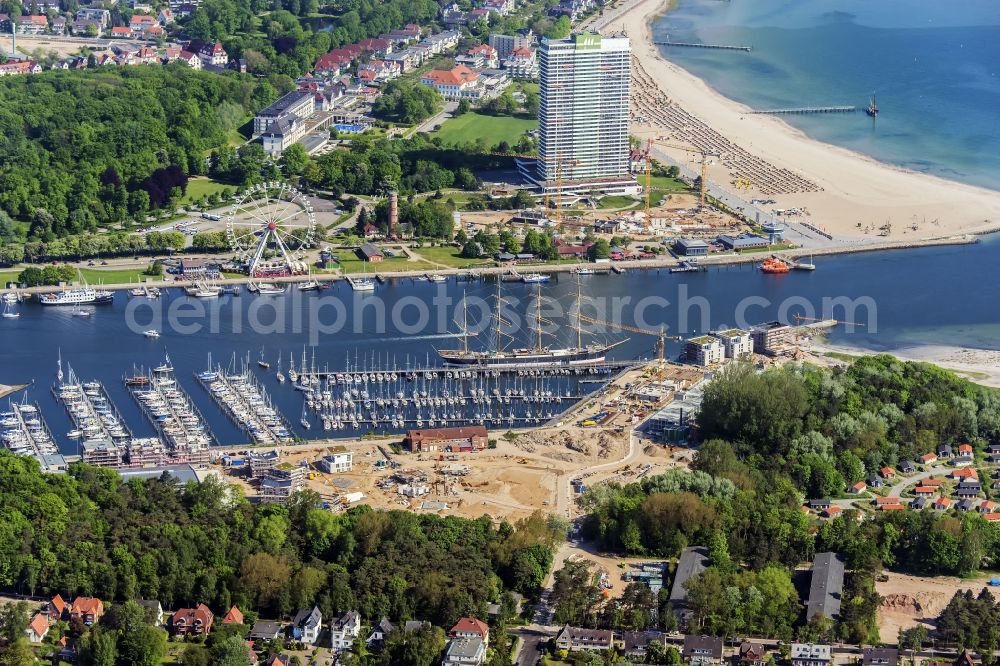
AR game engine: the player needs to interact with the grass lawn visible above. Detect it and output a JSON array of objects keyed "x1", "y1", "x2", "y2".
[
  {"x1": 331, "y1": 254, "x2": 439, "y2": 274},
  {"x1": 647, "y1": 175, "x2": 691, "y2": 192},
  {"x1": 431, "y1": 112, "x2": 536, "y2": 146},
  {"x1": 413, "y1": 245, "x2": 494, "y2": 269},
  {"x1": 0, "y1": 270, "x2": 20, "y2": 285},
  {"x1": 739, "y1": 242, "x2": 798, "y2": 254},
  {"x1": 182, "y1": 177, "x2": 232, "y2": 205},
  {"x1": 597, "y1": 195, "x2": 640, "y2": 209},
  {"x1": 77, "y1": 267, "x2": 153, "y2": 285}
]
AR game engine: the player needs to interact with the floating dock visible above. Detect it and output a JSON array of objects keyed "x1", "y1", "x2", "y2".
[
  {"x1": 198, "y1": 366, "x2": 293, "y2": 444},
  {"x1": 0, "y1": 400, "x2": 60, "y2": 468},
  {"x1": 53, "y1": 368, "x2": 132, "y2": 445},
  {"x1": 130, "y1": 360, "x2": 215, "y2": 463}
]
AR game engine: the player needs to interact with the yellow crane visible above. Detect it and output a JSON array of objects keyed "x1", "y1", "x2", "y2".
[
  {"x1": 577, "y1": 312, "x2": 682, "y2": 362},
  {"x1": 642, "y1": 137, "x2": 720, "y2": 230},
  {"x1": 490, "y1": 152, "x2": 581, "y2": 230}
]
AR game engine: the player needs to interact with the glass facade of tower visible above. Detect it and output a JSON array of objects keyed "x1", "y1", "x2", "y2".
[{"x1": 537, "y1": 33, "x2": 631, "y2": 187}]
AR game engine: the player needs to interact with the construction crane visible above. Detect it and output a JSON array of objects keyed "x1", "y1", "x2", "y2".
[
  {"x1": 490, "y1": 152, "x2": 581, "y2": 230},
  {"x1": 641, "y1": 136, "x2": 720, "y2": 229},
  {"x1": 577, "y1": 312, "x2": 682, "y2": 362}
]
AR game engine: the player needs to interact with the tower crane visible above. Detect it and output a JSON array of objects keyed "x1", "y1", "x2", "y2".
[
  {"x1": 641, "y1": 136, "x2": 720, "y2": 230},
  {"x1": 490, "y1": 152, "x2": 581, "y2": 230},
  {"x1": 576, "y1": 312, "x2": 682, "y2": 362}
]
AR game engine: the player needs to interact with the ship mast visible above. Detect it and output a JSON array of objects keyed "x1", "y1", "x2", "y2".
[
  {"x1": 535, "y1": 285, "x2": 543, "y2": 351},
  {"x1": 576, "y1": 276, "x2": 583, "y2": 349},
  {"x1": 494, "y1": 280, "x2": 502, "y2": 354},
  {"x1": 461, "y1": 289, "x2": 469, "y2": 354}
]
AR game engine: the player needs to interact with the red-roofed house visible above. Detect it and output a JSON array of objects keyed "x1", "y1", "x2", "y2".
[
  {"x1": 358, "y1": 37, "x2": 392, "y2": 57},
  {"x1": 223, "y1": 606, "x2": 245, "y2": 625},
  {"x1": 880, "y1": 503, "x2": 906, "y2": 511},
  {"x1": 848, "y1": 481, "x2": 866, "y2": 494},
  {"x1": 958, "y1": 443, "x2": 974, "y2": 455},
  {"x1": 314, "y1": 51, "x2": 350, "y2": 76},
  {"x1": 71, "y1": 597, "x2": 104, "y2": 625},
  {"x1": 171, "y1": 603, "x2": 214, "y2": 636},
  {"x1": 421, "y1": 64, "x2": 480, "y2": 99},
  {"x1": 178, "y1": 50, "x2": 202, "y2": 69},
  {"x1": 880, "y1": 466, "x2": 896, "y2": 480},
  {"x1": 913, "y1": 486, "x2": 936, "y2": 496},
  {"x1": 951, "y1": 467, "x2": 978, "y2": 481},
  {"x1": 822, "y1": 506, "x2": 842, "y2": 519},
  {"x1": 198, "y1": 41, "x2": 228, "y2": 66},
  {"x1": 934, "y1": 497, "x2": 952, "y2": 511},
  {"x1": 504, "y1": 46, "x2": 537, "y2": 79},
  {"x1": 875, "y1": 496, "x2": 901, "y2": 506},
  {"x1": 449, "y1": 617, "x2": 489, "y2": 646},
  {"x1": 923, "y1": 477, "x2": 944, "y2": 487},
  {"x1": 48, "y1": 594, "x2": 68, "y2": 621},
  {"x1": 129, "y1": 14, "x2": 156, "y2": 31},
  {"x1": 982, "y1": 513, "x2": 1000, "y2": 523},
  {"x1": 16, "y1": 14, "x2": 48, "y2": 34},
  {"x1": 919, "y1": 452, "x2": 938, "y2": 465},
  {"x1": 465, "y1": 43, "x2": 498, "y2": 68},
  {"x1": 26, "y1": 613, "x2": 49, "y2": 643},
  {"x1": 110, "y1": 26, "x2": 133, "y2": 37},
  {"x1": 978, "y1": 500, "x2": 997, "y2": 514}
]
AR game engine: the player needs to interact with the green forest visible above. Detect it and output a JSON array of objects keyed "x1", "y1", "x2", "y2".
[
  {"x1": 0, "y1": 454, "x2": 563, "y2": 627},
  {"x1": 0, "y1": 67, "x2": 275, "y2": 239},
  {"x1": 574, "y1": 357, "x2": 1000, "y2": 644}
]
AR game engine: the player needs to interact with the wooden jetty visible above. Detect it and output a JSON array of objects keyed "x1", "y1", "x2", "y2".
[
  {"x1": 752, "y1": 106, "x2": 858, "y2": 115},
  {"x1": 655, "y1": 40, "x2": 751, "y2": 52}
]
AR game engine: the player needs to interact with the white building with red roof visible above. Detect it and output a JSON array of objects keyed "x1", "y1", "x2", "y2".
[
  {"x1": 198, "y1": 41, "x2": 228, "y2": 66},
  {"x1": 421, "y1": 64, "x2": 481, "y2": 99}
]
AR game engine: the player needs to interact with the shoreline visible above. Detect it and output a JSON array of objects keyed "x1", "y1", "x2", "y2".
[
  {"x1": 0, "y1": 231, "x2": 984, "y2": 296},
  {"x1": 810, "y1": 340, "x2": 1000, "y2": 388},
  {"x1": 596, "y1": 0, "x2": 1000, "y2": 241}
]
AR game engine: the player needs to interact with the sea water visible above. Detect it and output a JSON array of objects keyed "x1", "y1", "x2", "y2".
[{"x1": 652, "y1": 0, "x2": 1000, "y2": 190}]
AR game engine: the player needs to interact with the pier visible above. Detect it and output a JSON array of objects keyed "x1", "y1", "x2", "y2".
[
  {"x1": 53, "y1": 367, "x2": 132, "y2": 445},
  {"x1": 198, "y1": 365, "x2": 293, "y2": 444},
  {"x1": 752, "y1": 106, "x2": 858, "y2": 115},
  {"x1": 290, "y1": 361, "x2": 639, "y2": 434},
  {"x1": 654, "y1": 40, "x2": 751, "y2": 52},
  {"x1": 0, "y1": 401, "x2": 59, "y2": 468},
  {"x1": 129, "y1": 360, "x2": 215, "y2": 463}
]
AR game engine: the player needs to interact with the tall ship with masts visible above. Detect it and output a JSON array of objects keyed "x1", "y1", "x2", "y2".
[{"x1": 437, "y1": 281, "x2": 624, "y2": 367}]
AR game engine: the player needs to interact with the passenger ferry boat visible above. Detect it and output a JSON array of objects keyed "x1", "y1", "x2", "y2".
[{"x1": 38, "y1": 285, "x2": 113, "y2": 306}]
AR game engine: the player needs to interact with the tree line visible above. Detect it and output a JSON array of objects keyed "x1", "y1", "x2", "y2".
[
  {"x1": 0, "y1": 453, "x2": 564, "y2": 637},
  {"x1": 0, "y1": 67, "x2": 274, "y2": 243}
]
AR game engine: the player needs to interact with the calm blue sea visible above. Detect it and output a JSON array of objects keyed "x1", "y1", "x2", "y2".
[{"x1": 652, "y1": 0, "x2": 1000, "y2": 190}]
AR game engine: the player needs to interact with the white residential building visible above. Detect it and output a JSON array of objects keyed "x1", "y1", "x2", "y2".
[
  {"x1": 531, "y1": 33, "x2": 636, "y2": 196},
  {"x1": 330, "y1": 611, "x2": 361, "y2": 651},
  {"x1": 442, "y1": 637, "x2": 486, "y2": 666},
  {"x1": 684, "y1": 335, "x2": 724, "y2": 366},
  {"x1": 318, "y1": 451, "x2": 353, "y2": 474},
  {"x1": 712, "y1": 328, "x2": 753, "y2": 358}
]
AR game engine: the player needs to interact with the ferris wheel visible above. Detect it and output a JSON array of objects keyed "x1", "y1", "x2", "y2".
[{"x1": 226, "y1": 182, "x2": 316, "y2": 277}]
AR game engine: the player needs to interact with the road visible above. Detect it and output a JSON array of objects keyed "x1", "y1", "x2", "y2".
[
  {"x1": 825, "y1": 465, "x2": 951, "y2": 510},
  {"x1": 414, "y1": 100, "x2": 459, "y2": 134},
  {"x1": 555, "y1": 429, "x2": 640, "y2": 519}
]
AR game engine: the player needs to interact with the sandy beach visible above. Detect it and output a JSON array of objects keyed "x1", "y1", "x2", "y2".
[{"x1": 592, "y1": 0, "x2": 1000, "y2": 241}]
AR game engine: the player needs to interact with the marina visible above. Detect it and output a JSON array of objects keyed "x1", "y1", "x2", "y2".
[
  {"x1": 2, "y1": 236, "x2": 1000, "y2": 454},
  {"x1": 198, "y1": 357, "x2": 294, "y2": 445},
  {"x1": 52, "y1": 359, "x2": 133, "y2": 446},
  {"x1": 129, "y1": 358, "x2": 215, "y2": 463},
  {"x1": 0, "y1": 398, "x2": 60, "y2": 469}
]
